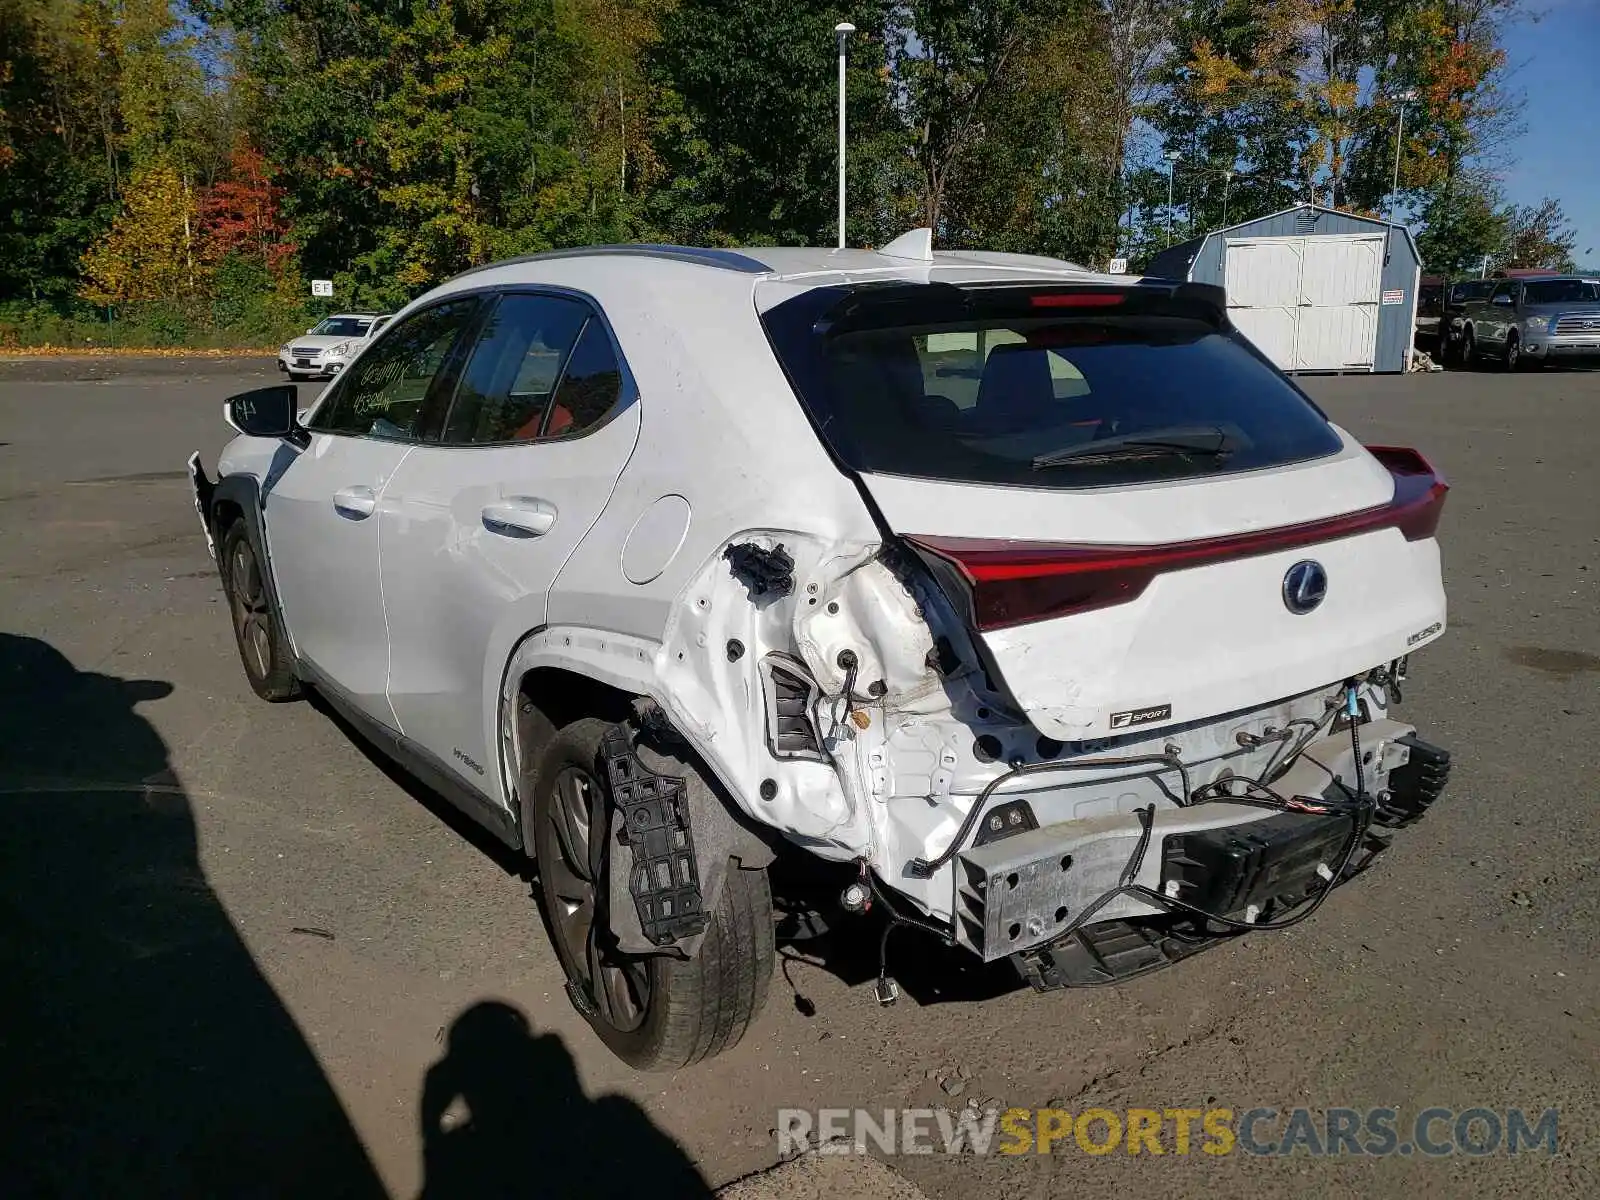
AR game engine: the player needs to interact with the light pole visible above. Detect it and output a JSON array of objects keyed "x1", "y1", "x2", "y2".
[
  {"x1": 1222, "y1": 169, "x2": 1235, "y2": 226},
  {"x1": 1389, "y1": 89, "x2": 1417, "y2": 218},
  {"x1": 835, "y1": 22, "x2": 855, "y2": 249},
  {"x1": 1165, "y1": 150, "x2": 1180, "y2": 244}
]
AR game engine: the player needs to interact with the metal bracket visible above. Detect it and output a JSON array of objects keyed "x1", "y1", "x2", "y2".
[{"x1": 601, "y1": 725, "x2": 708, "y2": 946}]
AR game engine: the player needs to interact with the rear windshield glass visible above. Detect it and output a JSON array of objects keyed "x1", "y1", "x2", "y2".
[
  {"x1": 761, "y1": 285, "x2": 1343, "y2": 489},
  {"x1": 1522, "y1": 279, "x2": 1600, "y2": 304}
]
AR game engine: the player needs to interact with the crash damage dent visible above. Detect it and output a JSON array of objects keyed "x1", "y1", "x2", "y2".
[
  {"x1": 650, "y1": 530, "x2": 1022, "y2": 889},
  {"x1": 508, "y1": 529, "x2": 1418, "y2": 946}
]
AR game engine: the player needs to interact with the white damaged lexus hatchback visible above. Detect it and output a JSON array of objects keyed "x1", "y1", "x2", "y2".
[{"x1": 191, "y1": 233, "x2": 1451, "y2": 1068}]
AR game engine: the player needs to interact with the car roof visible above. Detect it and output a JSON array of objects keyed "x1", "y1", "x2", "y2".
[{"x1": 438, "y1": 238, "x2": 1129, "y2": 307}]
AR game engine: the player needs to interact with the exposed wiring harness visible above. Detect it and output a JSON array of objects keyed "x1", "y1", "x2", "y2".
[
  {"x1": 907, "y1": 748, "x2": 1193, "y2": 879},
  {"x1": 825, "y1": 650, "x2": 861, "y2": 744},
  {"x1": 1039, "y1": 681, "x2": 1376, "y2": 944},
  {"x1": 876, "y1": 682, "x2": 1378, "y2": 993}
]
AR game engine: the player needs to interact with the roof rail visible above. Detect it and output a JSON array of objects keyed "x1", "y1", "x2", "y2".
[{"x1": 443, "y1": 243, "x2": 771, "y2": 285}]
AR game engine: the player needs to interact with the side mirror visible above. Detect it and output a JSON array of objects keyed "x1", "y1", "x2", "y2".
[
  {"x1": 224, "y1": 385, "x2": 309, "y2": 448},
  {"x1": 1491, "y1": 293, "x2": 1513, "y2": 307}
]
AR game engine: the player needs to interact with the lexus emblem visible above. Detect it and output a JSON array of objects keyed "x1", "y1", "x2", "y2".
[{"x1": 1282, "y1": 560, "x2": 1328, "y2": 614}]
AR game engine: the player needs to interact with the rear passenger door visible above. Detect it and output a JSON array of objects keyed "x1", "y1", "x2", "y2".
[{"x1": 378, "y1": 290, "x2": 641, "y2": 804}]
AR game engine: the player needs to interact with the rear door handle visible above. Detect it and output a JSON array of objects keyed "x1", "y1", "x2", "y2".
[
  {"x1": 482, "y1": 497, "x2": 557, "y2": 538},
  {"x1": 333, "y1": 485, "x2": 376, "y2": 519}
]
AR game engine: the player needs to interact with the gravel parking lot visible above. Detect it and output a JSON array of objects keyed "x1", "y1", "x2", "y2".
[{"x1": 2, "y1": 356, "x2": 1596, "y2": 1198}]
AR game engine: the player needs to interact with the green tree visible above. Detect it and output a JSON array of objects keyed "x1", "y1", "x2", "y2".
[
  {"x1": 648, "y1": 0, "x2": 903, "y2": 247},
  {"x1": 1143, "y1": 0, "x2": 1308, "y2": 247},
  {"x1": 0, "y1": 0, "x2": 120, "y2": 301},
  {"x1": 1413, "y1": 170, "x2": 1504, "y2": 274}
]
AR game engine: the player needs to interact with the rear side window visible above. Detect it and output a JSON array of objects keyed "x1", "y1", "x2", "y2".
[
  {"x1": 762, "y1": 285, "x2": 1343, "y2": 488},
  {"x1": 441, "y1": 293, "x2": 622, "y2": 444},
  {"x1": 547, "y1": 319, "x2": 624, "y2": 437}
]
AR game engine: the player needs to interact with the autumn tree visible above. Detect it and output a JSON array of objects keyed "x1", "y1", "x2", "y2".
[
  {"x1": 1330, "y1": 0, "x2": 1520, "y2": 229},
  {"x1": 79, "y1": 159, "x2": 200, "y2": 304},
  {"x1": 0, "y1": 0, "x2": 1579, "y2": 336},
  {"x1": 1499, "y1": 198, "x2": 1577, "y2": 272},
  {"x1": 197, "y1": 142, "x2": 294, "y2": 273}
]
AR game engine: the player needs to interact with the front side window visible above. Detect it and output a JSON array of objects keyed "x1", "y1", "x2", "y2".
[
  {"x1": 763, "y1": 284, "x2": 1343, "y2": 489},
  {"x1": 441, "y1": 293, "x2": 625, "y2": 445},
  {"x1": 1490, "y1": 283, "x2": 1516, "y2": 306},
  {"x1": 306, "y1": 298, "x2": 480, "y2": 439}
]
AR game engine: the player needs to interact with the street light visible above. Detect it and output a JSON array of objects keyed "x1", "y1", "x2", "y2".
[
  {"x1": 1165, "y1": 150, "x2": 1180, "y2": 244},
  {"x1": 835, "y1": 22, "x2": 855, "y2": 249},
  {"x1": 1389, "y1": 89, "x2": 1417, "y2": 218},
  {"x1": 1222, "y1": 169, "x2": 1235, "y2": 226}
]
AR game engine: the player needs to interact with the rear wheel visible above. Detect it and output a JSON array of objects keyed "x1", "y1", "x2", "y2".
[
  {"x1": 220, "y1": 520, "x2": 300, "y2": 701},
  {"x1": 531, "y1": 718, "x2": 773, "y2": 1070}
]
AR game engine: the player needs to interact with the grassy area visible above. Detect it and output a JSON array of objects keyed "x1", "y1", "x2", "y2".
[{"x1": 0, "y1": 293, "x2": 316, "y2": 354}]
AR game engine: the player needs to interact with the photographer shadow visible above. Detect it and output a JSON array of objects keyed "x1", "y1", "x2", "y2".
[
  {"x1": 417, "y1": 1001, "x2": 711, "y2": 1200},
  {"x1": 0, "y1": 632, "x2": 384, "y2": 1197}
]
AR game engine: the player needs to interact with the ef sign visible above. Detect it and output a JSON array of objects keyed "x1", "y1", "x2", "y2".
[{"x1": 310, "y1": 279, "x2": 334, "y2": 298}]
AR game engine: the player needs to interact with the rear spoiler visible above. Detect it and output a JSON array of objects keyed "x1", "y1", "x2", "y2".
[{"x1": 817, "y1": 278, "x2": 1232, "y2": 337}]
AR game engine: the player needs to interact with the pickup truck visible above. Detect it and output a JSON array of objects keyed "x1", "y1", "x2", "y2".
[{"x1": 1458, "y1": 276, "x2": 1600, "y2": 370}]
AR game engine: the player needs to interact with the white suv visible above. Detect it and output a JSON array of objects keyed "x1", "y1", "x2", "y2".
[
  {"x1": 277, "y1": 313, "x2": 392, "y2": 380},
  {"x1": 192, "y1": 235, "x2": 1452, "y2": 1069}
]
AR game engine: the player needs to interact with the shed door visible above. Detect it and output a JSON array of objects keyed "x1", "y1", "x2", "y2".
[
  {"x1": 1294, "y1": 235, "x2": 1383, "y2": 370},
  {"x1": 1221, "y1": 238, "x2": 1302, "y2": 368},
  {"x1": 1223, "y1": 234, "x2": 1384, "y2": 372}
]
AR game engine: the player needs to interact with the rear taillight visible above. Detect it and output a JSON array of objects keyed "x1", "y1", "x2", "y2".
[
  {"x1": 1365, "y1": 445, "x2": 1449, "y2": 541},
  {"x1": 906, "y1": 447, "x2": 1448, "y2": 632}
]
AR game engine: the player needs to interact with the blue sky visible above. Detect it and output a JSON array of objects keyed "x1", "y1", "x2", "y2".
[{"x1": 1498, "y1": 3, "x2": 1600, "y2": 266}]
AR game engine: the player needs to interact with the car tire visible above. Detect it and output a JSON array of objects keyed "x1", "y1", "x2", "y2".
[
  {"x1": 532, "y1": 718, "x2": 773, "y2": 1070},
  {"x1": 1504, "y1": 332, "x2": 1522, "y2": 372},
  {"x1": 1461, "y1": 328, "x2": 1479, "y2": 369},
  {"x1": 220, "y1": 520, "x2": 301, "y2": 702}
]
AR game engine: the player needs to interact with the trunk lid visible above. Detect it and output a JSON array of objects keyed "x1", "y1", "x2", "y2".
[
  {"x1": 758, "y1": 276, "x2": 1450, "y2": 740},
  {"x1": 876, "y1": 434, "x2": 1448, "y2": 740}
]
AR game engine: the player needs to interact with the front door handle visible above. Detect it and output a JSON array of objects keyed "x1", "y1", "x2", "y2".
[
  {"x1": 482, "y1": 497, "x2": 557, "y2": 538},
  {"x1": 333, "y1": 485, "x2": 376, "y2": 519}
]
